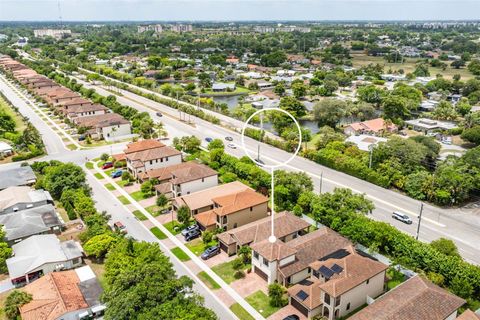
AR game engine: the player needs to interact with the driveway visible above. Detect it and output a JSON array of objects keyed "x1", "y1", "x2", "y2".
[
  {"x1": 230, "y1": 271, "x2": 268, "y2": 298},
  {"x1": 268, "y1": 304, "x2": 307, "y2": 320},
  {"x1": 204, "y1": 251, "x2": 235, "y2": 268}
]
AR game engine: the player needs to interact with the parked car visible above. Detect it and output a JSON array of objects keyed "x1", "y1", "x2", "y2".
[
  {"x1": 111, "y1": 170, "x2": 123, "y2": 178},
  {"x1": 282, "y1": 315, "x2": 300, "y2": 320},
  {"x1": 102, "y1": 162, "x2": 113, "y2": 170},
  {"x1": 156, "y1": 112, "x2": 163, "y2": 117},
  {"x1": 78, "y1": 135, "x2": 86, "y2": 141},
  {"x1": 181, "y1": 224, "x2": 199, "y2": 236},
  {"x1": 227, "y1": 143, "x2": 236, "y2": 149},
  {"x1": 442, "y1": 137, "x2": 452, "y2": 145},
  {"x1": 114, "y1": 221, "x2": 127, "y2": 233},
  {"x1": 184, "y1": 229, "x2": 201, "y2": 241},
  {"x1": 392, "y1": 211, "x2": 413, "y2": 224},
  {"x1": 201, "y1": 245, "x2": 220, "y2": 260},
  {"x1": 205, "y1": 137, "x2": 213, "y2": 142},
  {"x1": 225, "y1": 136, "x2": 233, "y2": 141}
]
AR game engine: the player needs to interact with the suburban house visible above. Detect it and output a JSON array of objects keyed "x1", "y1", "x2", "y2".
[
  {"x1": 0, "y1": 166, "x2": 36, "y2": 190},
  {"x1": 287, "y1": 245, "x2": 388, "y2": 319},
  {"x1": 344, "y1": 118, "x2": 397, "y2": 136},
  {"x1": 350, "y1": 275, "x2": 466, "y2": 320},
  {"x1": 251, "y1": 227, "x2": 352, "y2": 285},
  {"x1": 64, "y1": 103, "x2": 109, "y2": 120},
  {"x1": 37, "y1": 87, "x2": 81, "y2": 105},
  {"x1": 173, "y1": 181, "x2": 252, "y2": 215},
  {"x1": 0, "y1": 186, "x2": 53, "y2": 214},
  {"x1": 138, "y1": 161, "x2": 218, "y2": 197},
  {"x1": 7, "y1": 234, "x2": 83, "y2": 286},
  {"x1": 124, "y1": 139, "x2": 182, "y2": 178},
  {"x1": 217, "y1": 211, "x2": 310, "y2": 256},
  {"x1": 345, "y1": 135, "x2": 388, "y2": 152},
  {"x1": 193, "y1": 188, "x2": 269, "y2": 231},
  {"x1": 73, "y1": 113, "x2": 131, "y2": 140},
  {"x1": 212, "y1": 82, "x2": 236, "y2": 92},
  {"x1": 19, "y1": 266, "x2": 105, "y2": 320},
  {"x1": 405, "y1": 118, "x2": 459, "y2": 133}
]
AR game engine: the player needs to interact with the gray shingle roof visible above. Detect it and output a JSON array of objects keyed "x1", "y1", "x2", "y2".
[{"x1": 0, "y1": 166, "x2": 36, "y2": 190}]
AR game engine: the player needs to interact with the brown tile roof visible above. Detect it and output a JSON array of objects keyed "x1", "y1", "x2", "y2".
[
  {"x1": 112, "y1": 153, "x2": 127, "y2": 161},
  {"x1": 212, "y1": 189, "x2": 268, "y2": 217},
  {"x1": 287, "y1": 278, "x2": 323, "y2": 310},
  {"x1": 20, "y1": 270, "x2": 88, "y2": 320},
  {"x1": 126, "y1": 145, "x2": 181, "y2": 164},
  {"x1": 139, "y1": 161, "x2": 217, "y2": 184},
  {"x1": 349, "y1": 275, "x2": 466, "y2": 320},
  {"x1": 251, "y1": 239, "x2": 297, "y2": 261},
  {"x1": 174, "y1": 181, "x2": 251, "y2": 211},
  {"x1": 457, "y1": 310, "x2": 480, "y2": 320},
  {"x1": 125, "y1": 139, "x2": 165, "y2": 154},
  {"x1": 66, "y1": 103, "x2": 108, "y2": 114},
  {"x1": 154, "y1": 182, "x2": 172, "y2": 194},
  {"x1": 194, "y1": 209, "x2": 217, "y2": 228},
  {"x1": 217, "y1": 211, "x2": 310, "y2": 246},
  {"x1": 55, "y1": 97, "x2": 91, "y2": 107},
  {"x1": 347, "y1": 118, "x2": 397, "y2": 133},
  {"x1": 312, "y1": 246, "x2": 388, "y2": 297},
  {"x1": 278, "y1": 228, "x2": 352, "y2": 278},
  {"x1": 73, "y1": 113, "x2": 129, "y2": 129}
]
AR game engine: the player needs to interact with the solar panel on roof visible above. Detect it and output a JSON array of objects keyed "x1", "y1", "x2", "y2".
[
  {"x1": 299, "y1": 279, "x2": 313, "y2": 286},
  {"x1": 319, "y1": 265, "x2": 334, "y2": 279},
  {"x1": 331, "y1": 264, "x2": 343, "y2": 274},
  {"x1": 356, "y1": 249, "x2": 378, "y2": 261},
  {"x1": 319, "y1": 249, "x2": 350, "y2": 261},
  {"x1": 296, "y1": 290, "x2": 309, "y2": 301}
]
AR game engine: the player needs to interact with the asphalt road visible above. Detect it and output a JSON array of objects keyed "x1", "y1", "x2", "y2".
[
  {"x1": 73, "y1": 77, "x2": 480, "y2": 265},
  {"x1": 0, "y1": 77, "x2": 236, "y2": 320}
]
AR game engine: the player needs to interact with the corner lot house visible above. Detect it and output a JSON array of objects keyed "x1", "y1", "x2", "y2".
[
  {"x1": 344, "y1": 118, "x2": 397, "y2": 136},
  {"x1": 251, "y1": 227, "x2": 351, "y2": 285},
  {"x1": 350, "y1": 275, "x2": 466, "y2": 320},
  {"x1": 193, "y1": 188, "x2": 269, "y2": 231},
  {"x1": 73, "y1": 113, "x2": 131, "y2": 140},
  {"x1": 124, "y1": 139, "x2": 182, "y2": 178},
  {"x1": 287, "y1": 246, "x2": 388, "y2": 319},
  {"x1": 217, "y1": 211, "x2": 310, "y2": 256},
  {"x1": 139, "y1": 161, "x2": 218, "y2": 197},
  {"x1": 20, "y1": 266, "x2": 105, "y2": 320},
  {"x1": 7, "y1": 234, "x2": 83, "y2": 286},
  {"x1": 0, "y1": 166, "x2": 36, "y2": 190},
  {"x1": 173, "y1": 181, "x2": 251, "y2": 215}
]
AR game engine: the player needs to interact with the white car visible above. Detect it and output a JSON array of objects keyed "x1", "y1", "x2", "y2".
[{"x1": 227, "y1": 143, "x2": 237, "y2": 149}]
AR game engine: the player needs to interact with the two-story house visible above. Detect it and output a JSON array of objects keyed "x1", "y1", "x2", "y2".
[
  {"x1": 350, "y1": 275, "x2": 466, "y2": 320},
  {"x1": 73, "y1": 113, "x2": 131, "y2": 140},
  {"x1": 65, "y1": 103, "x2": 108, "y2": 120},
  {"x1": 124, "y1": 139, "x2": 182, "y2": 178},
  {"x1": 287, "y1": 245, "x2": 388, "y2": 319},
  {"x1": 193, "y1": 188, "x2": 269, "y2": 232},
  {"x1": 138, "y1": 161, "x2": 218, "y2": 198},
  {"x1": 217, "y1": 211, "x2": 310, "y2": 256},
  {"x1": 251, "y1": 228, "x2": 352, "y2": 285}
]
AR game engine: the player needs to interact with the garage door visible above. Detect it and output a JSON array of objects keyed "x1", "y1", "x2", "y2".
[
  {"x1": 291, "y1": 298, "x2": 309, "y2": 317},
  {"x1": 254, "y1": 267, "x2": 268, "y2": 281},
  {"x1": 219, "y1": 241, "x2": 228, "y2": 254}
]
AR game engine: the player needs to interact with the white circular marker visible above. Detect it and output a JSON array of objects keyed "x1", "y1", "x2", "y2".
[
  {"x1": 240, "y1": 108, "x2": 302, "y2": 169},
  {"x1": 268, "y1": 235, "x2": 277, "y2": 243}
]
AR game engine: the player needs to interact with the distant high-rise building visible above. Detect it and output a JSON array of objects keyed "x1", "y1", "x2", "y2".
[
  {"x1": 137, "y1": 24, "x2": 163, "y2": 34},
  {"x1": 170, "y1": 24, "x2": 193, "y2": 33},
  {"x1": 33, "y1": 29, "x2": 71, "y2": 39}
]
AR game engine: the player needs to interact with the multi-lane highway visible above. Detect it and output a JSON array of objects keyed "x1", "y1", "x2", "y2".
[{"x1": 71, "y1": 74, "x2": 480, "y2": 264}]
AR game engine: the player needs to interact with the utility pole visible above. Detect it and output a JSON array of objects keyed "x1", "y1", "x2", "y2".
[
  {"x1": 368, "y1": 144, "x2": 374, "y2": 169},
  {"x1": 416, "y1": 203, "x2": 424, "y2": 240},
  {"x1": 257, "y1": 145, "x2": 261, "y2": 162}
]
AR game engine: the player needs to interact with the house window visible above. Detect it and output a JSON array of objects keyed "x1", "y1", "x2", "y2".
[
  {"x1": 254, "y1": 251, "x2": 259, "y2": 259},
  {"x1": 202, "y1": 178, "x2": 204, "y2": 182},
  {"x1": 366, "y1": 279, "x2": 369, "y2": 285},
  {"x1": 166, "y1": 157, "x2": 169, "y2": 161},
  {"x1": 161, "y1": 158, "x2": 163, "y2": 162},
  {"x1": 233, "y1": 223, "x2": 238, "y2": 228},
  {"x1": 346, "y1": 303, "x2": 350, "y2": 311},
  {"x1": 150, "y1": 160, "x2": 152, "y2": 165},
  {"x1": 324, "y1": 293, "x2": 330, "y2": 305},
  {"x1": 263, "y1": 258, "x2": 269, "y2": 266},
  {"x1": 72, "y1": 258, "x2": 80, "y2": 264},
  {"x1": 250, "y1": 207, "x2": 253, "y2": 212}
]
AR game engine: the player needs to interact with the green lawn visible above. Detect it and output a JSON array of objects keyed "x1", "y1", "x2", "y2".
[
  {"x1": 386, "y1": 268, "x2": 405, "y2": 290},
  {"x1": 185, "y1": 238, "x2": 217, "y2": 256},
  {"x1": 197, "y1": 271, "x2": 221, "y2": 290},
  {"x1": 94, "y1": 172, "x2": 105, "y2": 180},
  {"x1": 129, "y1": 190, "x2": 154, "y2": 202},
  {"x1": 117, "y1": 180, "x2": 131, "y2": 187},
  {"x1": 117, "y1": 195, "x2": 131, "y2": 205},
  {"x1": 132, "y1": 210, "x2": 148, "y2": 221},
  {"x1": 104, "y1": 183, "x2": 116, "y2": 191},
  {"x1": 66, "y1": 144, "x2": 78, "y2": 150},
  {"x1": 163, "y1": 220, "x2": 183, "y2": 235},
  {"x1": 211, "y1": 260, "x2": 251, "y2": 284},
  {"x1": 170, "y1": 247, "x2": 191, "y2": 261},
  {"x1": 150, "y1": 226, "x2": 167, "y2": 240},
  {"x1": 146, "y1": 205, "x2": 161, "y2": 216},
  {"x1": 85, "y1": 162, "x2": 94, "y2": 169},
  {"x1": 230, "y1": 303, "x2": 255, "y2": 320},
  {"x1": 245, "y1": 290, "x2": 280, "y2": 318}
]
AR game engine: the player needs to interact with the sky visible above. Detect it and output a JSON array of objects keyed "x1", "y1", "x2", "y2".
[{"x1": 1, "y1": 0, "x2": 480, "y2": 21}]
